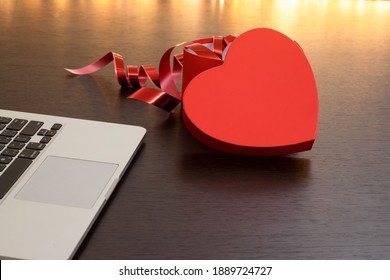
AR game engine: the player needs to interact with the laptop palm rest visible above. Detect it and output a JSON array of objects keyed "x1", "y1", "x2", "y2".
[{"x1": 15, "y1": 156, "x2": 118, "y2": 209}]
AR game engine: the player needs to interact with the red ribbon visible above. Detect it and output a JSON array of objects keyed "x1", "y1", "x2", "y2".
[{"x1": 65, "y1": 35, "x2": 237, "y2": 112}]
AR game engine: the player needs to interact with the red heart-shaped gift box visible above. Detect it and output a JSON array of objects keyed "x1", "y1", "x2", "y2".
[{"x1": 182, "y1": 28, "x2": 319, "y2": 155}]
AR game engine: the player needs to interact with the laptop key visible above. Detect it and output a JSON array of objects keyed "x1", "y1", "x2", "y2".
[
  {"x1": 0, "y1": 117, "x2": 12, "y2": 124},
  {"x1": 38, "y1": 129, "x2": 49, "y2": 136},
  {"x1": 45, "y1": 130, "x2": 57, "y2": 137},
  {"x1": 1, "y1": 130, "x2": 18, "y2": 137},
  {"x1": 40, "y1": 136, "x2": 51, "y2": 144},
  {"x1": 26, "y1": 142, "x2": 46, "y2": 150},
  {"x1": 18, "y1": 149, "x2": 40, "y2": 159},
  {"x1": 14, "y1": 135, "x2": 31, "y2": 143},
  {"x1": 20, "y1": 121, "x2": 44, "y2": 136},
  {"x1": 51, "y1": 123, "x2": 62, "y2": 130},
  {"x1": 0, "y1": 136, "x2": 12, "y2": 144},
  {"x1": 0, "y1": 124, "x2": 6, "y2": 130},
  {"x1": 8, "y1": 141, "x2": 25, "y2": 150},
  {"x1": 7, "y1": 119, "x2": 28, "y2": 131},
  {"x1": 0, "y1": 163, "x2": 6, "y2": 172},
  {"x1": 0, "y1": 158, "x2": 32, "y2": 199},
  {"x1": 1, "y1": 149, "x2": 19, "y2": 157},
  {"x1": 0, "y1": 155, "x2": 13, "y2": 164}
]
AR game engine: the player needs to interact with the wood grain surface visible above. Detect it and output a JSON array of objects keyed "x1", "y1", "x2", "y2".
[{"x1": 1, "y1": 0, "x2": 389, "y2": 259}]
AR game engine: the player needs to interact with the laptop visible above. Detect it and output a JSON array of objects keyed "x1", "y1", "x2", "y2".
[{"x1": 0, "y1": 108, "x2": 146, "y2": 259}]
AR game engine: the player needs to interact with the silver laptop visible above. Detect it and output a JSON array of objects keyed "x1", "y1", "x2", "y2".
[{"x1": 0, "y1": 109, "x2": 146, "y2": 259}]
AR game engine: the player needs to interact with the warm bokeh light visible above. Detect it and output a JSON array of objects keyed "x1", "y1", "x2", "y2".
[
  {"x1": 2, "y1": 0, "x2": 390, "y2": 32},
  {"x1": 1, "y1": 0, "x2": 389, "y2": 49}
]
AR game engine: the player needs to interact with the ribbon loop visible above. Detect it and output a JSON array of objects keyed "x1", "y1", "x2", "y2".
[
  {"x1": 213, "y1": 36, "x2": 225, "y2": 58},
  {"x1": 130, "y1": 87, "x2": 180, "y2": 112},
  {"x1": 138, "y1": 64, "x2": 160, "y2": 88},
  {"x1": 65, "y1": 34, "x2": 237, "y2": 112}
]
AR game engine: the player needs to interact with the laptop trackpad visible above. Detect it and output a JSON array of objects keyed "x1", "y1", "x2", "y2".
[{"x1": 15, "y1": 156, "x2": 118, "y2": 209}]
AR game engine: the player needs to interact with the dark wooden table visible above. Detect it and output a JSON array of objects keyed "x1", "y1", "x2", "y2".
[{"x1": 1, "y1": 0, "x2": 390, "y2": 259}]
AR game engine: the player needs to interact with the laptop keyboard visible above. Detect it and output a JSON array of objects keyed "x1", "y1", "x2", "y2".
[{"x1": 0, "y1": 116, "x2": 62, "y2": 199}]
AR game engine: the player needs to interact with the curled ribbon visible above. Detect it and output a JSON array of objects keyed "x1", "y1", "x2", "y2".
[{"x1": 65, "y1": 35, "x2": 237, "y2": 112}]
